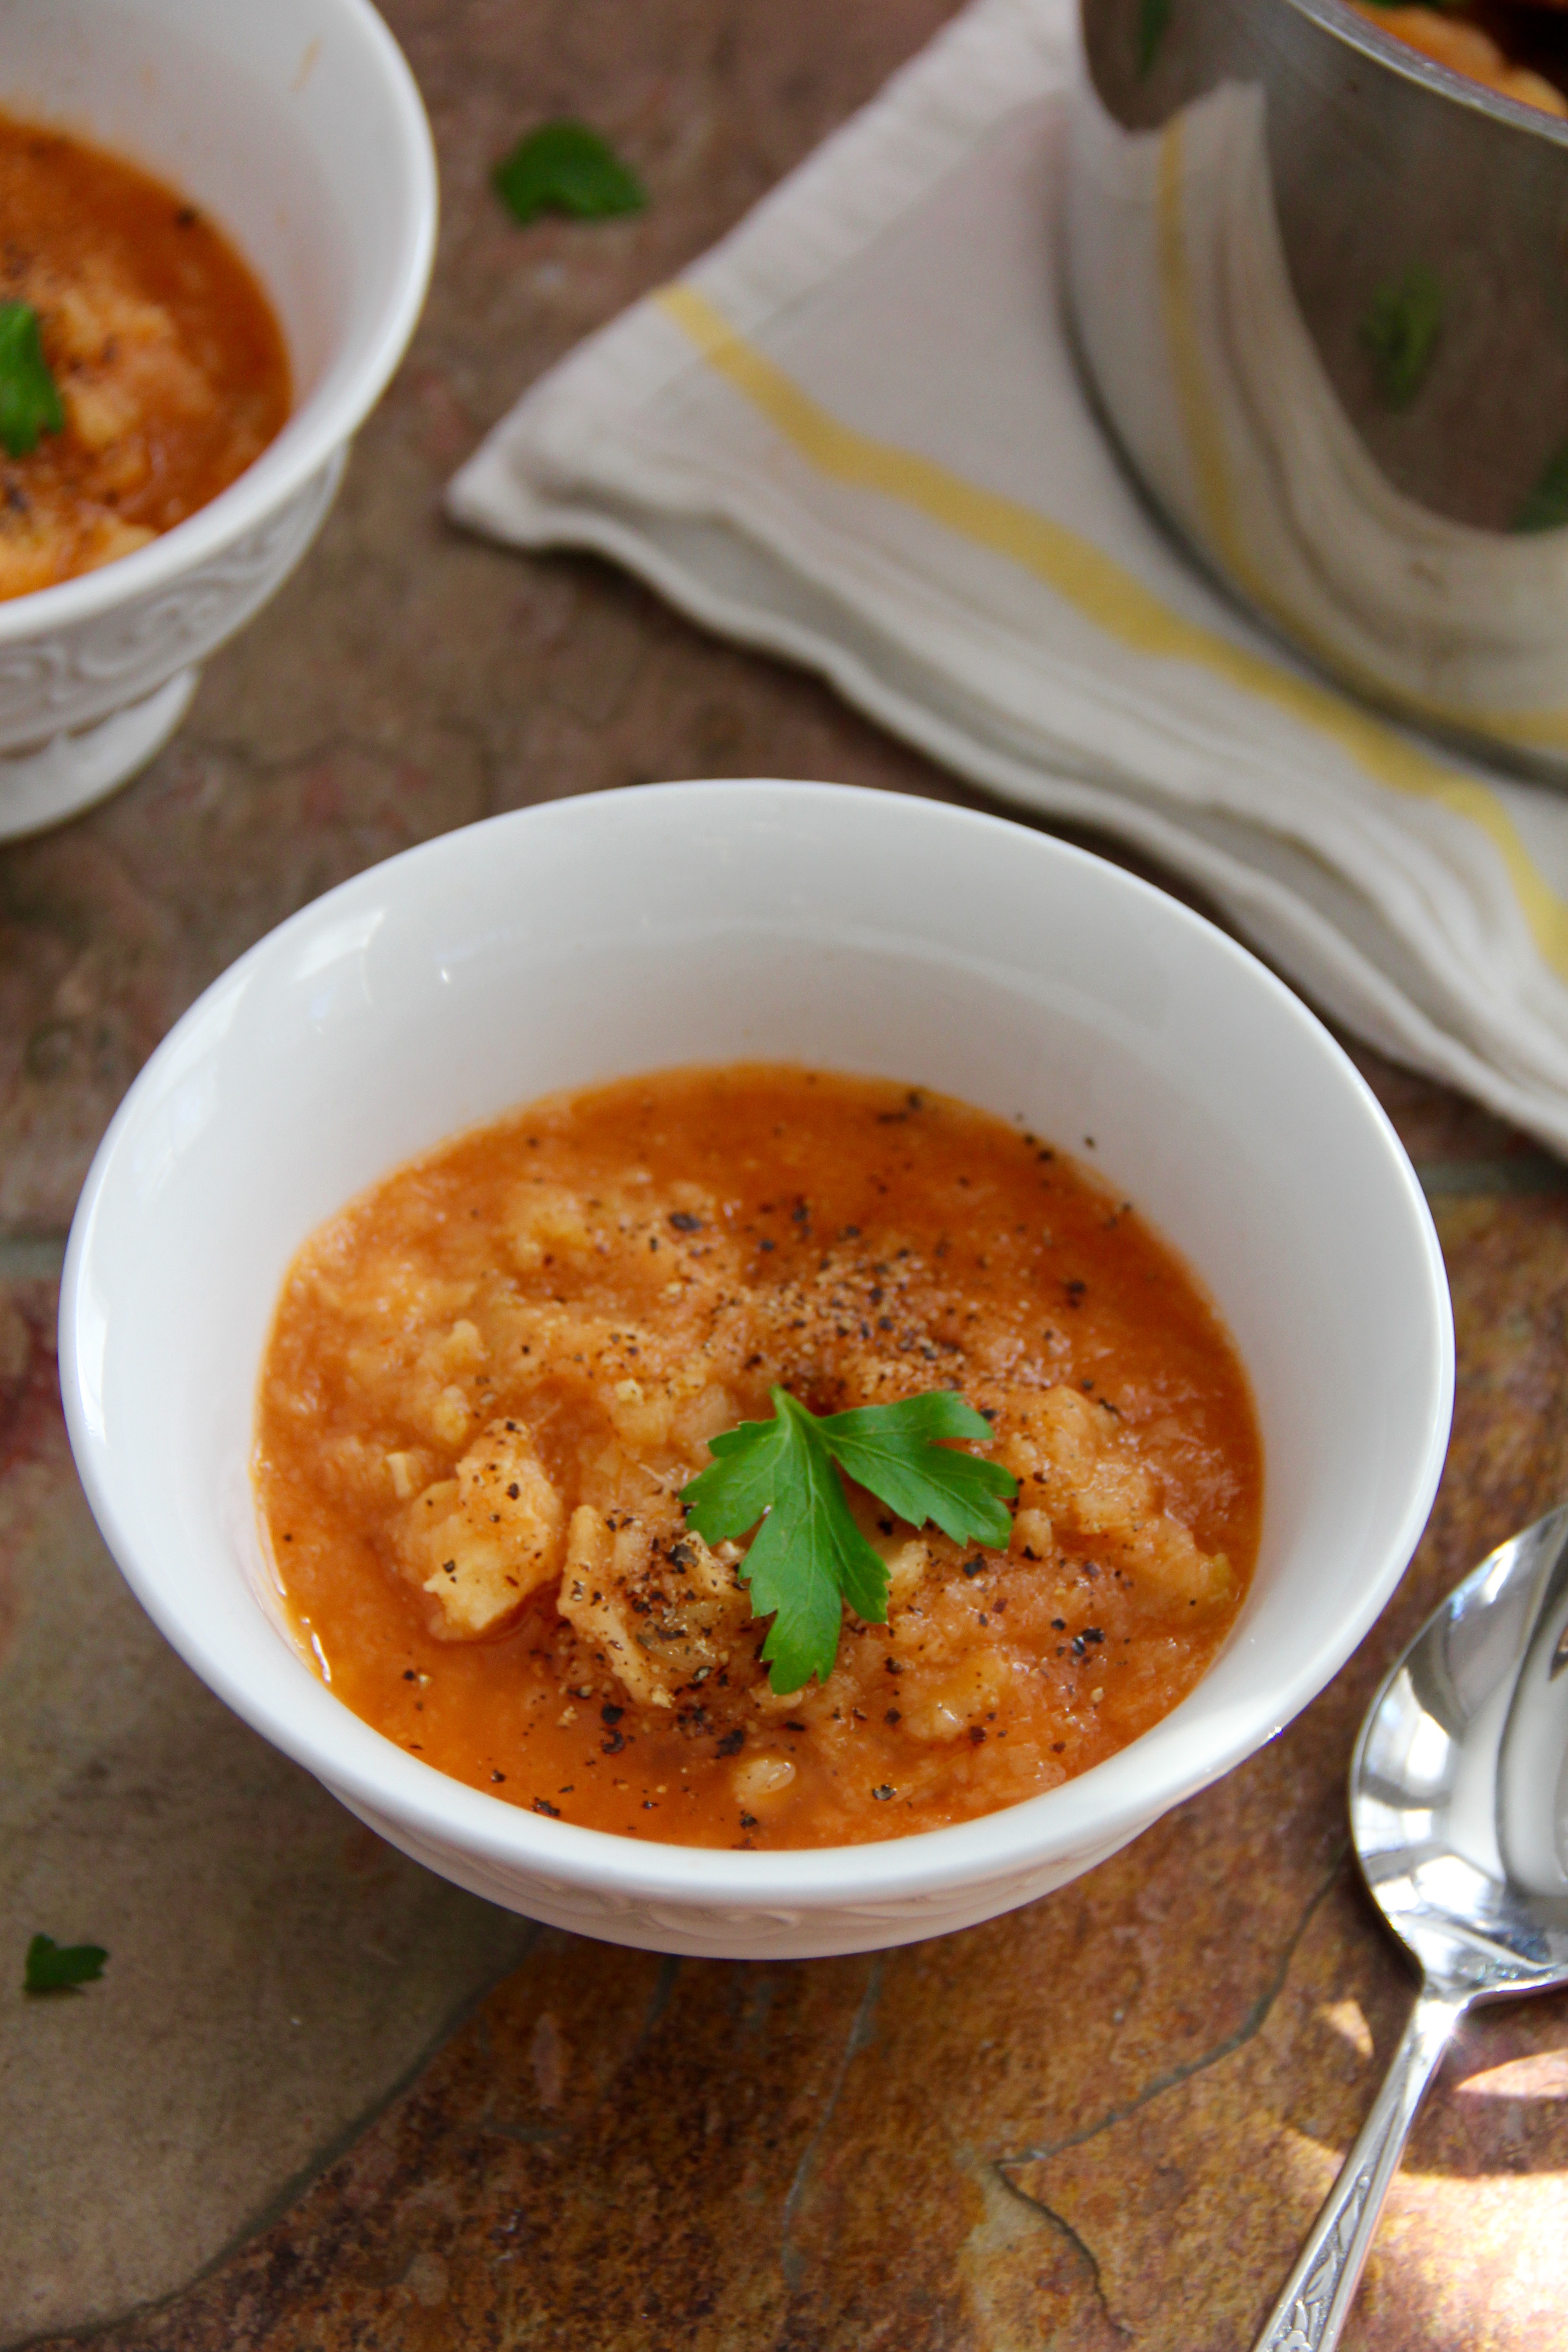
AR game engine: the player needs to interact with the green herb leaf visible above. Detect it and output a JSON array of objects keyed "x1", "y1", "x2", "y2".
[
  {"x1": 1360, "y1": 265, "x2": 1443, "y2": 412},
  {"x1": 741, "y1": 1400, "x2": 885, "y2": 1686},
  {"x1": 0, "y1": 304, "x2": 64, "y2": 459},
  {"x1": 818, "y1": 1393, "x2": 1017, "y2": 1548},
  {"x1": 493, "y1": 122, "x2": 646, "y2": 225},
  {"x1": 1137, "y1": 0, "x2": 1174, "y2": 78},
  {"x1": 1515, "y1": 436, "x2": 1568, "y2": 533},
  {"x1": 681, "y1": 1390, "x2": 886, "y2": 1687},
  {"x1": 680, "y1": 1409, "x2": 795, "y2": 1543},
  {"x1": 680, "y1": 1384, "x2": 1019, "y2": 1693},
  {"x1": 24, "y1": 1933, "x2": 107, "y2": 1995}
]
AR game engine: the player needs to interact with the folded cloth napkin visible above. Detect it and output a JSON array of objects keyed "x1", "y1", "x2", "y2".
[{"x1": 449, "y1": 0, "x2": 1568, "y2": 1154}]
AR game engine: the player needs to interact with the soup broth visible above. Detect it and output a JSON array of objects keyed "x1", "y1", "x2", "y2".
[
  {"x1": 0, "y1": 115, "x2": 289, "y2": 597},
  {"x1": 256, "y1": 1067, "x2": 1263, "y2": 1850}
]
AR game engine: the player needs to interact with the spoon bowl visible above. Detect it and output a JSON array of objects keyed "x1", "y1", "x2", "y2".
[
  {"x1": 1355, "y1": 1504, "x2": 1568, "y2": 1995},
  {"x1": 1256, "y1": 1506, "x2": 1568, "y2": 2350}
]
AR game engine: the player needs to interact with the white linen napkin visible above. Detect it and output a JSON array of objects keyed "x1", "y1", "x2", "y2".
[{"x1": 448, "y1": 0, "x2": 1568, "y2": 1154}]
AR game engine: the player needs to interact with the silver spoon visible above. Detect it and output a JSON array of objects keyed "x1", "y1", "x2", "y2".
[{"x1": 1254, "y1": 1504, "x2": 1568, "y2": 2352}]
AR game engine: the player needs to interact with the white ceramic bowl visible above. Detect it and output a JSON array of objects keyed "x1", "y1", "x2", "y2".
[
  {"x1": 59, "y1": 782, "x2": 1454, "y2": 1959},
  {"x1": 0, "y1": 0, "x2": 436, "y2": 840}
]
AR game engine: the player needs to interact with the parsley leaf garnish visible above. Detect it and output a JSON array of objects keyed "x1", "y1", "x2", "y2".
[
  {"x1": 493, "y1": 122, "x2": 646, "y2": 225},
  {"x1": 680, "y1": 1387, "x2": 1018, "y2": 1693},
  {"x1": 24, "y1": 1933, "x2": 107, "y2": 1995},
  {"x1": 0, "y1": 304, "x2": 64, "y2": 459}
]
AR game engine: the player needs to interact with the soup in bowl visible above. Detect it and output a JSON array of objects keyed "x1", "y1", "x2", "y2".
[
  {"x1": 59, "y1": 781, "x2": 1453, "y2": 1958},
  {"x1": 255, "y1": 1060, "x2": 1264, "y2": 1851}
]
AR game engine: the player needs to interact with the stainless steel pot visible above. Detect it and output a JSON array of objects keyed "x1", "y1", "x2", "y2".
[{"x1": 1065, "y1": 0, "x2": 1568, "y2": 773}]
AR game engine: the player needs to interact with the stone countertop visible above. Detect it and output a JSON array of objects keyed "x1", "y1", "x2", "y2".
[{"x1": 5, "y1": 2, "x2": 1568, "y2": 2345}]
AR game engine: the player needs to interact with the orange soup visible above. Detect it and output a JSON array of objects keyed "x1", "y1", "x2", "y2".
[
  {"x1": 1351, "y1": 5, "x2": 1568, "y2": 114},
  {"x1": 0, "y1": 116, "x2": 289, "y2": 598},
  {"x1": 255, "y1": 1068, "x2": 1263, "y2": 1849}
]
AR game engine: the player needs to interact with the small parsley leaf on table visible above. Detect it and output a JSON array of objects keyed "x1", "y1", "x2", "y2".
[
  {"x1": 681, "y1": 1386, "x2": 1018, "y2": 1693},
  {"x1": 24, "y1": 1933, "x2": 108, "y2": 1995},
  {"x1": 493, "y1": 122, "x2": 646, "y2": 225},
  {"x1": 0, "y1": 304, "x2": 64, "y2": 459}
]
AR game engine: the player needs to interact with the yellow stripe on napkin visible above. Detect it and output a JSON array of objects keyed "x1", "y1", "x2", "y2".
[{"x1": 657, "y1": 278, "x2": 1568, "y2": 982}]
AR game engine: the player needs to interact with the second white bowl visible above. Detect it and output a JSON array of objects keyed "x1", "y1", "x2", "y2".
[{"x1": 0, "y1": 0, "x2": 436, "y2": 838}]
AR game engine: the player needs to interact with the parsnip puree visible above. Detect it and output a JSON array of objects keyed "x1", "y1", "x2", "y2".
[
  {"x1": 255, "y1": 1067, "x2": 1261, "y2": 1849},
  {"x1": 0, "y1": 115, "x2": 289, "y2": 597}
]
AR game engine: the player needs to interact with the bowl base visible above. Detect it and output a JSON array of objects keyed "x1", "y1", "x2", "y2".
[{"x1": 0, "y1": 666, "x2": 198, "y2": 842}]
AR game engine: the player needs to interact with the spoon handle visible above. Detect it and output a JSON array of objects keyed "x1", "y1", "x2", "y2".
[{"x1": 1251, "y1": 1986, "x2": 1466, "y2": 2352}]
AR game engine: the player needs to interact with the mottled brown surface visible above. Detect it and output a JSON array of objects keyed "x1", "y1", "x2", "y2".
[{"x1": 5, "y1": 0, "x2": 1568, "y2": 2345}]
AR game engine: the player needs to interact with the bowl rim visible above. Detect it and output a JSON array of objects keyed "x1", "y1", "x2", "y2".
[
  {"x1": 59, "y1": 780, "x2": 1456, "y2": 1912},
  {"x1": 0, "y1": 0, "x2": 438, "y2": 647},
  {"x1": 1290, "y1": 0, "x2": 1568, "y2": 146}
]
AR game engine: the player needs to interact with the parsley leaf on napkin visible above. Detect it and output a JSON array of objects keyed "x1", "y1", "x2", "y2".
[
  {"x1": 24, "y1": 1933, "x2": 108, "y2": 1995},
  {"x1": 493, "y1": 122, "x2": 646, "y2": 225},
  {"x1": 0, "y1": 304, "x2": 64, "y2": 459},
  {"x1": 680, "y1": 1387, "x2": 1017, "y2": 1692}
]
